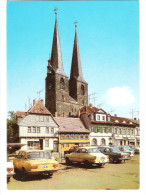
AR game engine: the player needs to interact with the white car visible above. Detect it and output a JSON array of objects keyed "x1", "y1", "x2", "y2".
[
  {"x1": 7, "y1": 158, "x2": 15, "y2": 182},
  {"x1": 118, "y1": 146, "x2": 134, "y2": 157}
]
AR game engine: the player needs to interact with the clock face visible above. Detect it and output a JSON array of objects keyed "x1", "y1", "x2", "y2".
[{"x1": 48, "y1": 83, "x2": 52, "y2": 89}]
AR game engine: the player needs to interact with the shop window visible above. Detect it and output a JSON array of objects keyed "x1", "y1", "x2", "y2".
[{"x1": 28, "y1": 127, "x2": 31, "y2": 133}]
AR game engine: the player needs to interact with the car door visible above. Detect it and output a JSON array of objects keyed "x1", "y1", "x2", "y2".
[
  {"x1": 79, "y1": 148, "x2": 89, "y2": 162},
  {"x1": 69, "y1": 148, "x2": 80, "y2": 162}
]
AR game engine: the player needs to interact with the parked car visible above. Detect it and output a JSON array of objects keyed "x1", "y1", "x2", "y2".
[
  {"x1": 118, "y1": 146, "x2": 134, "y2": 157},
  {"x1": 65, "y1": 146, "x2": 109, "y2": 168},
  {"x1": 13, "y1": 150, "x2": 59, "y2": 180},
  {"x1": 130, "y1": 145, "x2": 140, "y2": 154},
  {"x1": 7, "y1": 157, "x2": 15, "y2": 182},
  {"x1": 98, "y1": 146, "x2": 130, "y2": 163}
]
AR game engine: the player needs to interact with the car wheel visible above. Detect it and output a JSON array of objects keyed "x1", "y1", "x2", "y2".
[
  {"x1": 98, "y1": 163, "x2": 104, "y2": 168},
  {"x1": 21, "y1": 168, "x2": 27, "y2": 181},
  {"x1": 84, "y1": 160, "x2": 90, "y2": 168},
  {"x1": 66, "y1": 157, "x2": 71, "y2": 165},
  {"x1": 109, "y1": 157, "x2": 114, "y2": 163},
  {"x1": 116, "y1": 160, "x2": 122, "y2": 164}
]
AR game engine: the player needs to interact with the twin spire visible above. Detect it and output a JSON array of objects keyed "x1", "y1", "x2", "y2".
[{"x1": 50, "y1": 10, "x2": 86, "y2": 83}]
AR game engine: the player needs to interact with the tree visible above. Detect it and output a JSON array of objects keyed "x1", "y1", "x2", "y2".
[{"x1": 7, "y1": 111, "x2": 17, "y2": 143}]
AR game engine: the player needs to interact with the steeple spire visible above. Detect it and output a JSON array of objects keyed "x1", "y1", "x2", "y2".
[
  {"x1": 70, "y1": 22, "x2": 86, "y2": 83},
  {"x1": 50, "y1": 9, "x2": 67, "y2": 77}
]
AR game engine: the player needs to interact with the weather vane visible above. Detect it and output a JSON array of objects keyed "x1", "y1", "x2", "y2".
[
  {"x1": 74, "y1": 21, "x2": 78, "y2": 28},
  {"x1": 54, "y1": 8, "x2": 58, "y2": 17}
]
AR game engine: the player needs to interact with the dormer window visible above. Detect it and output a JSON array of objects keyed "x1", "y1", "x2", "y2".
[
  {"x1": 123, "y1": 121, "x2": 126, "y2": 124},
  {"x1": 115, "y1": 120, "x2": 119, "y2": 123},
  {"x1": 129, "y1": 122, "x2": 132, "y2": 124}
]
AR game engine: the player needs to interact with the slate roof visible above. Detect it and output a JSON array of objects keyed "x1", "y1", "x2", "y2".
[
  {"x1": 54, "y1": 117, "x2": 90, "y2": 133},
  {"x1": 50, "y1": 17, "x2": 67, "y2": 77},
  {"x1": 70, "y1": 28, "x2": 87, "y2": 83}
]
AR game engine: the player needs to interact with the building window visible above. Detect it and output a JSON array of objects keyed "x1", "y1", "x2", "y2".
[
  {"x1": 75, "y1": 134, "x2": 79, "y2": 139},
  {"x1": 92, "y1": 138, "x2": 97, "y2": 146},
  {"x1": 80, "y1": 144, "x2": 83, "y2": 147},
  {"x1": 60, "y1": 134, "x2": 64, "y2": 140},
  {"x1": 45, "y1": 116, "x2": 49, "y2": 122},
  {"x1": 80, "y1": 134, "x2": 84, "y2": 139},
  {"x1": 28, "y1": 127, "x2": 31, "y2": 133},
  {"x1": 46, "y1": 127, "x2": 49, "y2": 133},
  {"x1": 85, "y1": 134, "x2": 89, "y2": 139},
  {"x1": 32, "y1": 127, "x2": 36, "y2": 133},
  {"x1": 109, "y1": 128, "x2": 112, "y2": 133},
  {"x1": 115, "y1": 128, "x2": 117, "y2": 134},
  {"x1": 100, "y1": 138, "x2": 106, "y2": 146},
  {"x1": 40, "y1": 116, "x2": 43, "y2": 122},
  {"x1": 97, "y1": 127, "x2": 100, "y2": 133},
  {"x1": 96, "y1": 115, "x2": 100, "y2": 121},
  {"x1": 91, "y1": 127, "x2": 94, "y2": 132},
  {"x1": 66, "y1": 144, "x2": 70, "y2": 148},
  {"x1": 51, "y1": 127, "x2": 54, "y2": 134},
  {"x1": 45, "y1": 139, "x2": 49, "y2": 147},
  {"x1": 61, "y1": 144, "x2": 64, "y2": 148},
  {"x1": 81, "y1": 85, "x2": 85, "y2": 95},
  {"x1": 123, "y1": 129, "x2": 125, "y2": 135},
  {"x1": 37, "y1": 127, "x2": 40, "y2": 133},
  {"x1": 36, "y1": 116, "x2": 39, "y2": 122},
  {"x1": 102, "y1": 116, "x2": 105, "y2": 121},
  {"x1": 60, "y1": 78, "x2": 65, "y2": 89},
  {"x1": 119, "y1": 128, "x2": 122, "y2": 135},
  {"x1": 127, "y1": 129, "x2": 130, "y2": 135},
  {"x1": 71, "y1": 134, "x2": 74, "y2": 140},
  {"x1": 66, "y1": 134, "x2": 70, "y2": 139},
  {"x1": 131, "y1": 129, "x2": 134, "y2": 135},
  {"x1": 103, "y1": 127, "x2": 106, "y2": 133}
]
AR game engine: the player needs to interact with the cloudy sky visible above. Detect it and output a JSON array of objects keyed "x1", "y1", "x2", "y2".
[{"x1": 7, "y1": 0, "x2": 139, "y2": 118}]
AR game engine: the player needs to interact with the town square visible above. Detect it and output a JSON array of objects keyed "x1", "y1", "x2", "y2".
[{"x1": 1, "y1": 0, "x2": 142, "y2": 191}]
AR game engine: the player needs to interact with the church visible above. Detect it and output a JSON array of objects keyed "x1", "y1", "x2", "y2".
[{"x1": 45, "y1": 11, "x2": 88, "y2": 117}]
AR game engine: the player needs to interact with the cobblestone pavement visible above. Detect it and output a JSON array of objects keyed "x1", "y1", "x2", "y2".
[{"x1": 7, "y1": 155, "x2": 139, "y2": 190}]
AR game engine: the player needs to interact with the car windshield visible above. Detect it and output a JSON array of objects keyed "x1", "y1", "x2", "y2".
[
  {"x1": 27, "y1": 151, "x2": 51, "y2": 159},
  {"x1": 88, "y1": 148, "x2": 101, "y2": 153},
  {"x1": 111, "y1": 147, "x2": 121, "y2": 152}
]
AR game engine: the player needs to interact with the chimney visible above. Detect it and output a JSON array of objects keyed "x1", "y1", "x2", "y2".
[
  {"x1": 114, "y1": 114, "x2": 117, "y2": 117},
  {"x1": 40, "y1": 99, "x2": 44, "y2": 104},
  {"x1": 33, "y1": 100, "x2": 36, "y2": 106},
  {"x1": 134, "y1": 118, "x2": 137, "y2": 120},
  {"x1": 89, "y1": 104, "x2": 93, "y2": 108}
]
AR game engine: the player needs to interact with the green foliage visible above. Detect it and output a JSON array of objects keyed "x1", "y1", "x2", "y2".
[{"x1": 7, "y1": 111, "x2": 17, "y2": 143}]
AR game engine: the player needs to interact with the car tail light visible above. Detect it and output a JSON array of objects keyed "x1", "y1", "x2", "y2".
[
  {"x1": 7, "y1": 168, "x2": 13, "y2": 173},
  {"x1": 31, "y1": 165, "x2": 38, "y2": 169},
  {"x1": 53, "y1": 164, "x2": 58, "y2": 168},
  {"x1": 107, "y1": 155, "x2": 109, "y2": 159}
]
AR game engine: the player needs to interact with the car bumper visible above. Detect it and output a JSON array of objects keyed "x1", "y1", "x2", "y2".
[{"x1": 27, "y1": 169, "x2": 58, "y2": 175}]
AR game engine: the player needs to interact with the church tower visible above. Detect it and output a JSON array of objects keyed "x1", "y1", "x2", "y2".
[
  {"x1": 45, "y1": 10, "x2": 70, "y2": 116},
  {"x1": 69, "y1": 23, "x2": 88, "y2": 107}
]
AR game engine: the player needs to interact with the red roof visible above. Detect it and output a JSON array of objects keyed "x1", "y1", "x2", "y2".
[
  {"x1": 27, "y1": 100, "x2": 51, "y2": 115},
  {"x1": 54, "y1": 117, "x2": 90, "y2": 133},
  {"x1": 16, "y1": 111, "x2": 26, "y2": 118},
  {"x1": 110, "y1": 116, "x2": 136, "y2": 127}
]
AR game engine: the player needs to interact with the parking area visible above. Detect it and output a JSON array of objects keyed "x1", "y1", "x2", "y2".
[{"x1": 7, "y1": 154, "x2": 139, "y2": 190}]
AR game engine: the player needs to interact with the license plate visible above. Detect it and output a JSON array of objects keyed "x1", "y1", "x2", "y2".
[{"x1": 43, "y1": 164, "x2": 48, "y2": 168}]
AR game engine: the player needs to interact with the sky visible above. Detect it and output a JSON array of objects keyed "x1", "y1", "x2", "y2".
[{"x1": 7, "y1": 0, "x2": 139, "y2": 119}]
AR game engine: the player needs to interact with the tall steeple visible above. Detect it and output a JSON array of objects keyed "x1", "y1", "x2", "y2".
[
  {"x1": 70, "y1": 22, "x2": 87, "y2": 83},
  {"x1": 50, "y1": 9, "x2": 67, "y2": 77}
]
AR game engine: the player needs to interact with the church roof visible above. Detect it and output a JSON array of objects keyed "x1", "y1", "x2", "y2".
[
  {"x1": 54, "y1": 117, "x2": 90, "y2": 133},
  {"x1": 70, "y1": 27, "x2": 87, "y2": 83},
  {"x1": 50, "y1": 15, "x2": 67, "y2": 77}
]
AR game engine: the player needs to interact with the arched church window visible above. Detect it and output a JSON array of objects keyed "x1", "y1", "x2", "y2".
[
  {"x1": 60, "y1": 78, "x2": 65, "y2": 89},
  {"x1": 81, "y1": 85, "x2": 85, "y2": 95}
]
